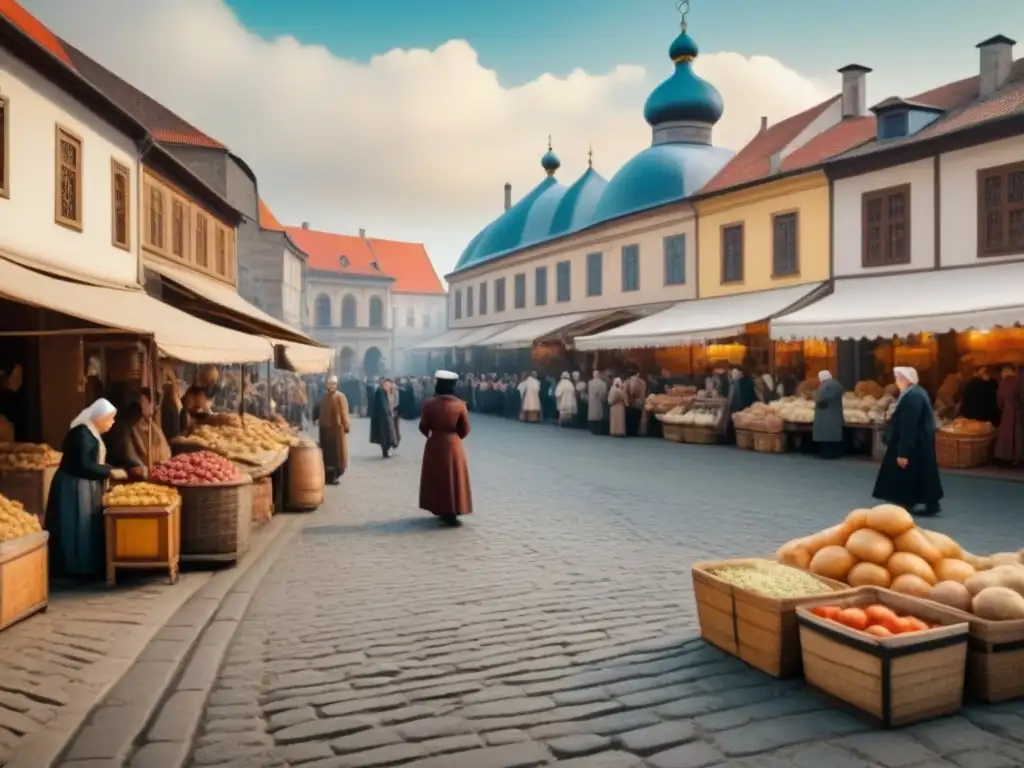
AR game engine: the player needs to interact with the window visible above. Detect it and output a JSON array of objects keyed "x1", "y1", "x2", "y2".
[
  {"x1": 0, "y1": 94, "x2": 8, "y2": 198},
  {"x1": 215, "y1": 227, "x2": 227, "y2": 274},
  {"x1": 494, "y1": 278, "x2": 506, "y2": 313},
  {"x1": 314, "y1": 294, "x2": 332, "y2": 327},
  {"x1": 171, "y1": 199, "x2": 186, "y2": 258},
  {"x1": 556, "y1": 261, "x2": 571, "y2": 303},
  {"x1": 621, "y1": 245, "x2": 640, "y2": 292},
  {"x1": 110, "y1": 160, "x2": 130, "y2": 249},
  {"x1": 721, "y1": 224, "x2": 744, "y2": 283},
  {"x1": 978, "y1": 163, "x2": 1024, "y2": 257},
  {"x1": 55, "y1": 126, "x2": 82, "y2": 230},
  {"x1": 535, "y1": 266, "x2": 548, "y2": 306},
  {"x1": 772, "y1": 213, "x2": 799, "y2": 276},
  {"x1": 862, "y1": 185, "x2": 910, "y2": 267},
  {"x1": 406, "y1": 307, "x2": 415, "y2": 327},
  {"x1": 663, "y1": 236, "x2": 685, "y2": 285},
  {"x1": 586, "y1": 252, "x2": 602, "y2": 297},
  {"x1": 369, "y1": 296, "x2": 384, "y2": 328},
  {"x1": 148, "y1": 186, "x2": 165, "y2": 249},
  {"x1": 194, "y1": 214, "x2": 208, "y2": 267},
  {"x1": 879, "y1": 112, "x2": 909, "y2": 140},
  {"x1": 514, "y1": 273, "x2": 526, "y2": 309},
  {"x1": 466, "y1": 285, "x2": 474, "y2": 317},
  {"x1": 479, "y1": 281, "x2": 488, "y2": 315},
  {"x1": 454, "y1": 290, "x2": 462, "y2": 320},
  {"x1": 342, "y1": 294, "x2": 358, "y2": 327}
]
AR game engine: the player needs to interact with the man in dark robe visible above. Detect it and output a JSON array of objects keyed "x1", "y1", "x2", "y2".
[
  {"x1": 370, "y1": 378, "x2": 399, "y2": 458},
  {"x1": 959, "y1": 366, "x2": 1000, "y2": 425},
  {"x1": 315, "y1": 376, "x2": 350, "y2": 484}
]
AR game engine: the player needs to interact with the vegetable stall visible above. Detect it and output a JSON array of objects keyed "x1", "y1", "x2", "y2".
[{"x1": 693, "y1": 502, "x2": 1024, "y2": 727}]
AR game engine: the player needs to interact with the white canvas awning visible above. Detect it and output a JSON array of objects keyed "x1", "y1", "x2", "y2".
[
  {"x1": 454, "y1": 322, "x2": 518, "y2": 347},
  {"x1": 772, "y1": 265, "x2": 1024, "y2": 340},
  {"x1": 413, "y1": 328, "x2": 476, "y2": 350},
  {"x1": 576, "y1": 283, "x2": 825, "y2": 350},
  {"x1": 0, "y1": 257, "x2": 273, "y2": 363},
  {"x1": 484, "y1": 312, "x2": 602, "y2": 349},
  {"x1": 279, "y1": 342, "x2": 335, "y2": 374}
]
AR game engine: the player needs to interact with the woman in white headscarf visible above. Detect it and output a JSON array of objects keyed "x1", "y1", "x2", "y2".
[
  {"x1": 607, "y1": 377, "x2": 628, "y2": 437},
  {"x1": 554, "y1": 372, "x2": 577, "y2": 427},
  {"x1": 46, "y1": 399, "x2": 127, "y2": 579},
  {"x1": 873, "y1": 366, "x2": 944, "y2": 516},
  {"x1": 813, "y1": 370, "x2": 845, "y2": 459}
]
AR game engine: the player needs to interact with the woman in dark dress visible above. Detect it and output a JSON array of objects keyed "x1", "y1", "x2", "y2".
[
  {"x1": 418, "y1": 370, "x2": 472, "y2": 526},
  {"x1": 813, "y1": 370, "x2": 845, "y2": 459},
  {"x1": 369, "y1": 380, "x2": 399, "y2": 458},
  {"x1": 874, "y1": 366, "x2": 943, "y2": 516},
  {"x1": 959, "y1": 366, "x2": 1000, "y2": 425},
  {"x1": 46, "y1": 399, "x2": 127, "y2": 579}
]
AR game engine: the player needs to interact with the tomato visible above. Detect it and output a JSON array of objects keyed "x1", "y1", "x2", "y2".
[
  {"x1": 864, "y1": 624, "x2": 892, "y2": 637},
  {"x1": 838, "y1": 608, "x2": 869, "y2": 631},
  {"x1": 904, "y1": 617, "x2": 930, "y2": 633},
  {"x1": 812, "y1": 606, "x2": 842, "y2": 620},
  {"x1": 864, "y1": 605, "x2": 898, "y2": 627},
  {"x1": 879, "y1": 614, "x2": 905, "y2": 635}
]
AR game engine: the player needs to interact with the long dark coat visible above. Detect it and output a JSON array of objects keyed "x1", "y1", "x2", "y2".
[
  {"x1": 813, "y1": 378, "x2": 845, "y2": 443},
  {"x1": 369, "y1": 387, "x2": 399, "y2": 450},
  {"x1": 315, "y1": 390, "x2": 350, "y2": 479},
  {"x1": 994, "y1": 375, "x2": 1022, "y2": 464},
  {"x1": 418, "y1": 395, "x2": 472, "y2": 517},
  {"x1": 873, "y1": 385, "x2": 943, "y2": 507}
]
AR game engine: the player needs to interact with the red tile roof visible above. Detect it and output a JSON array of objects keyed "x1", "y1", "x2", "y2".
[
  {"x1": 285, "y1": 227, "x2": 387, "y2": 280},
  {"x1": 780, "y1": 115, "x2": 876, "y2": 171},
  {"x1": 258, "y1": 198, "x2": 284, "y2": 232},
  {"x1": 0, "y1": 0, "x2": 73, "y2": 68},
  {"x1": 367, "y1": 238, "x2": 445, "y2": 295},
  {"x1": 698, "y1": 96, "x2": 840, "y2": 194}
]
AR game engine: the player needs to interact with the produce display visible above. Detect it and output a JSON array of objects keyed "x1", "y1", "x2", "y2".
[
  {"x1": 150, "y1": 451, "x2": 244, "y2": 486},
  {"x1": 778, "y1": 503, "x2": 1024, "y2": 622},
  {"x1": 102, "y1": 482, "x2": 180, "y2": 508},
  {"x1": 809, "y1": 603, "x2": 938, "y2": 637},
  {"x1": 657, "y1": 405, "x2": 689, "y2": 425},
  {"x1": 0, "y1": 442, "x2": 62, "y2": 471},
  {"x1": 0, "y1": 493, "x2": 43, "y2": 542},
  {"x1": 766, "y1": 393, "x2": 895, "y2": 426},
  {"x1": 645, "y1": 386, "x2": 697, "y2": 414},
  {"x1": 731, "y1": 403, "x2": 783, "y2": 433},
  {"x1": 172, "y1": 414, "x2": 297, "y2": 461},
  {"x1": 939, "y1": 417, "x2": 995, "y2": 436},
  {"x1": 675, "y1": 405, "x2": 722, "y2": 427},
  {"x1": 710, "y1": 559, "x2": 837, "y2": 598}
]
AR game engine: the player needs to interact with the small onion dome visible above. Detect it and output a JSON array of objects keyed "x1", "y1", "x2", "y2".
[
  {"x1": 643, "y1": 30, "x2": 724, "y2": 127},
  {"x1": 541, "y1": 148, "x2": 561, "y2": 176}
]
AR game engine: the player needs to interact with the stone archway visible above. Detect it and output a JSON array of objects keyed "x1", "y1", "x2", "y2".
[
  {"x1": 363, "y1": 346, "x2": 383, "y2": 378},
  {"x1": 338, "y1": 346, "x2": 356, "y2": 374}
]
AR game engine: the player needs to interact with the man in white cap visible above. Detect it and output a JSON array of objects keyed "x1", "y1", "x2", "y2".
[
  {"x1": 315, "y1": 376, "x2": 350, "y2": 484},
  {"x1": 873, "y1": 366, "x2": 943, "y2": 516}
]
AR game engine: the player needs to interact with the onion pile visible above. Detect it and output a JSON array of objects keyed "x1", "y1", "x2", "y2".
[{"x1": 151, "y1": 451, "x2": 243, "y2": 486}]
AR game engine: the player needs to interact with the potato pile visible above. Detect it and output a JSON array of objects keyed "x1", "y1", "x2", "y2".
[
  {"x1": 0, "y1": 494, "x2": 42, "y2": 542},
  {"x1": 731, "y1": 404, "x2": 783, "y2": 433},
  {"x1": 0, "y1": 442, "x2": 62, "y2": 471},
  {"x1": 103, "y1": 482, "x2": 180, "y2": 508},
  {"x1": 676, "y1": 406, "x2": 721, "y2": 427},
  {"x1": 645, "y1": 388, "x2": 695, "y2": 414},
  {"x1": 778, "y1": 505, "x2": 1024, "y2": 622},
  {"x1": 940, "y1": 417, "x2": 995, "y2": 436},
  {"x1": 174, "y1": 415, "x2": 296, "y2": 460}
]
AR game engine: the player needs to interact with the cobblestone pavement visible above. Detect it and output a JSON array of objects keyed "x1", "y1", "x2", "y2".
[
  {"x1": 187, "y1": 415, "x2": 1024, "y2": 768},
  {"x1": 0, "y1": 571, "x2": 209, "y2": 766}
]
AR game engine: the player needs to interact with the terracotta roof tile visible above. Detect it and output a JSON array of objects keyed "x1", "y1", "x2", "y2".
[
  {"x1": 285, "y1": 227, "x2": 387, "y2": 280},
  {"x1": 367, "y1": 238, "x2": 445, "y2": 295},
  {"x1": 60, "y1": 41, "x2": 226, "y2": 150},
  {"x1": 780, "y1": 115, "x2": 876, "y2": 171},
  {"x1": 258, "y1": 198, "x2": 284, "y2": 232},
  {"x1": 698, "y1": 95, "x2": 840, "y2": 194},
  {"x1": 0, "y1": 0, "x2": 73, "y2": 68}
]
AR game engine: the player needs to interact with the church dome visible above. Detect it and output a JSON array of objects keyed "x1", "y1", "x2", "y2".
[
  {"x1": 644, "y1": 31, "x2": 724, "y2": 126},
  {"x1": 548, "y1": 160, "x2": 607, "y2": 238}
]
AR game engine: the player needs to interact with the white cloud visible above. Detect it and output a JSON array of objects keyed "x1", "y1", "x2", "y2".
[{"x1": 25, "y1": 0, "x2": 832, "y2": 277}]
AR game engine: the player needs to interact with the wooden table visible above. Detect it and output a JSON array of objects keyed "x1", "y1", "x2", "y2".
[{"x1": 103, "y1": 502, "x2": 180, "y2": 586}]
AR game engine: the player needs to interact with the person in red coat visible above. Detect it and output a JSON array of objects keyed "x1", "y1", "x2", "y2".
[{"x1": 418, "y1": 370, "x2": 472, "y2": 526}]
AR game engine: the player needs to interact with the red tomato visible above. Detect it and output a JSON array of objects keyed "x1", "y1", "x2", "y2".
[
  {"x1": 864, "y1": 605, "x2": 898, "y2": 627},
  {"x1": 838, "y1": 608, "x2": 869, "y2": 631},
  {"x1": 864, "y1": 624, "x2": 892, "y2": 637},
  {"x1": 812, "y1": 606, "x2": 842, "y2": 620},
  {"x1": 904, "y1": 617, "x2": 930, "y2": 633}
]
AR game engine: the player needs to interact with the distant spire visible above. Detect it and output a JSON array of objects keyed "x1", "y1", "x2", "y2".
[
  {"x1": 588, "y1": 144, "x2": 593, "y2": 168},
  {"x1": 548, "y1": 134, "x2": 553, "y2": 151},
  {"x1": 677, "y1": 0, "x2": 690, "y2": 31}
]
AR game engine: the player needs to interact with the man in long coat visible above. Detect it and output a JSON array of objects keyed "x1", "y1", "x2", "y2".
[
  {"x1": 812, "y1": 370, "x2": 845, "y2": 459},
  {"x1": 587, "y1": 371, "x2": 608, "y2": 435},
  {"x1": 315, "y1": 376, "x2": 350, "y2": 484},
  {"x1": 519, "y1": 372, "x2": 542, "y2": 422},
  {"x1": 370, "y1": 379, "x2": 400, "y2": 458}
]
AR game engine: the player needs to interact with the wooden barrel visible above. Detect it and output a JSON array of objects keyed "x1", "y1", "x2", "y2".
[{"x1": 287, "y1": 444, "x2": 324, "y2": 511}]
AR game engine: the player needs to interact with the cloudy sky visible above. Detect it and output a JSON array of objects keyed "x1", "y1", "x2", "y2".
[{"x1": 23, "y1": 0, "x2": 1024, "y2": 279}]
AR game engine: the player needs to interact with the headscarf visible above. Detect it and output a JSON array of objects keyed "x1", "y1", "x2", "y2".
[
  {"x1": 818, "y1": 370, "x2": 833, "y2": 382},
  {"x1": 611, "y1": 377, "x2": 623, "y2": 391},
  {"x1": 894, "y1": 366, "x2": 919, "y2": 386},
  {"x1": 70, "y1": 398, "x2": 116, "y2": 464},
  {"x1": 571, "y1": 371, "x2": 580, "y2": 382}
]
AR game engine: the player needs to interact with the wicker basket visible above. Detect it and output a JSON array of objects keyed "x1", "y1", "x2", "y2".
[
  {"x1": 661, "y1": 424, "x2": 685, "y2": 443},
  {"x1": 735, "y1": 429, "x2": 754, "y2": 450},
  {"x1": 935, "y1": 432, "x2": 994, "y2": 469},
  {"x1": 178, "y1": 478, "x2": 253, "y2": 563},
  {"x1": 682, "y1": 425, "x2": 720, "y2": 444},
  {"x1": 0, "y1": 466, "x2": 57, "y2": 522},
  {"x1": 753, "y1": 431, "x2": 786, "y2": 453},
  {"x1": 251, "y1": 476, "x2": 272, "y2": 528}
]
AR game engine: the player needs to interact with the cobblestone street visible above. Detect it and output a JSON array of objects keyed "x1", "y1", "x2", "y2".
[{"x1": 186, "y1": 416, "x2": 1024, "y2": 768}]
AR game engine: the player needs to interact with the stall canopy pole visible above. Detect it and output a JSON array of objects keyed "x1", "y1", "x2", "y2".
[
  {"x1": 239, "y1": 364, "x2": 246, "y2": 417},
  {"x1": 148, "y1": 337, "x2": 157, "y2": 474}
]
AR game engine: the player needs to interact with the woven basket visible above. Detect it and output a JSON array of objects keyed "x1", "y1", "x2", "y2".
[
  {"x1": 736, "y1": 429, "x2": 754, "y2": 450},
  {"x1": 682, "y1": 425, "x2": 719, "y2": 444},
  {"x1": 251, "y1": 476, "x2": 272, "y2": 528},
  {"x1": 662, "y1": 424, "x2": 685, "y2": 443},
  {"x1": 935, "y1": 432, "x2": 994, "y2": 469},
  {"x1": 753, "y1": 431, "x2": 786, "y2": 453},
  {"x1": 178, "y1": 478, "x2": 253, "y2": 563}
]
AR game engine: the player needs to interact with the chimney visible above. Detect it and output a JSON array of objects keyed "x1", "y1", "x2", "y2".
[
  {"x1": 504, "y1": 183, "x2": 512, "y2": 212},
  {"x1": 769, "y1": 152, "x2": 782, "y2": 174},
  {"x1": 301, "y1": 221, "x2": 309, "y2": 230},
  {"x1": 759, "y1": 116, "x2": 768, "y2": 134},
  {"x1": 978, "y1": 35, "x2": 1015, "y2": 96},
  {"x1": 358, "y1": 228, "x2": 366, "y2": 238},
  {"x1": 838, "y1": 64, "x2": 872, "y2": 118}
]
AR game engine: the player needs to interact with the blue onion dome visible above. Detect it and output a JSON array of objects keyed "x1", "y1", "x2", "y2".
[
  {"x1": 643, "y1": 28, "x2": 724, "y2": 128},
  {"x1": 541, "y1": 136, "x2": 561, "y2": 176},
  {"x1": 549, "y1": 162, "x2": 607, "y2": 237}
]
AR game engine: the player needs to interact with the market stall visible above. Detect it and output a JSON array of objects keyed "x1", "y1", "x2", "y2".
[{"x1": 0, "y1": 493, "x2": 48, "y2": 631}]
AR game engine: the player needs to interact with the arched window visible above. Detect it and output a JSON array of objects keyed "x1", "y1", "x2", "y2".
[
  {"x1": 341, "y1": 294, "x2": 357, "y2": 328},
  {"x1": 369, "y1": 296, "x2": 384, "y2": 328},
  {"x1": 313, "y1": 294, "x2": 332, "y2": 327}
]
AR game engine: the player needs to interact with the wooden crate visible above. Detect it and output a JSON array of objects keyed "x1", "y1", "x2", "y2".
[
  {"x1": 796, "y1": 587, "x2": 969, "y2": 727},
  {"x1": 752, "y1": 432, "x2": 786, "y2": 454},
  {"x1": 692, "y1": 558, "x2": 848, "y2": 677},
  {"x1": 0, "y1": 466, "x2": 57, "y2": 523},
  {"x1": 103, "y1": 501, "x2": 180, "y2": 586},
  {"x1": 0, "y1": 532, "x2": 49, "y2": 632}
]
